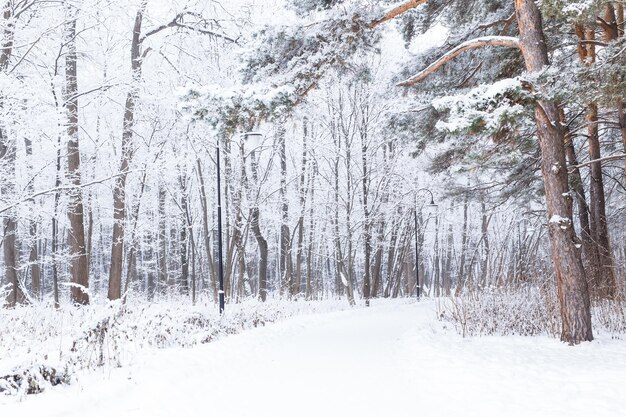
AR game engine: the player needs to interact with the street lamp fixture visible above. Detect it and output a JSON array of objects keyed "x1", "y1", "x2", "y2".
[
  {"x1": 414, "y1": 188, "x2": 437, "y2": 299},
  {"x1": 242, "y1": 131, "x2": 264, "y2": 150}
]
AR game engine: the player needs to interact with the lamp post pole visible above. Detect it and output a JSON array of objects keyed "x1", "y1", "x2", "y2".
[
  {"x1": 216, "y1": 137, "x2": 225, "y2": 314},
  {"x1": 414, "y1": 208, "x2": 420, "y2": 299},
  {"x1": 414, "y1": 188, "x2": 436, "y2": 299}
]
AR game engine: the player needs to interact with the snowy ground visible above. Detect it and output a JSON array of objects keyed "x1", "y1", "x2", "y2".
[{"x1": 2, "y1": 299, "x2": 626, "y2": 417}]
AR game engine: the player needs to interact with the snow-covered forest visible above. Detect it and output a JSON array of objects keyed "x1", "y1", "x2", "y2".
[{"x1": 2, "y1": 0, "x2": 626, "y2": 413}]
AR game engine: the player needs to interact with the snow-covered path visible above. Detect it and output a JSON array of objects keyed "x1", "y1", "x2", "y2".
[{"x1": 3, "y1": 300, "x2": 626, "y2": 417}]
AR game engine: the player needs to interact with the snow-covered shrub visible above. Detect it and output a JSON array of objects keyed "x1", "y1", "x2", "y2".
[
  {"x1": 0, "y1": 365, "x2": 69, "y2": 396},
  {"x1": 0, "y1": 298, "x2": 349, "y2": 396},
  {"x1": 593, "y1": 298, "x2": 626, "y2": 337},
  {"x1": 439, "y1": 283, "x2": 626, "y2": 339},
  {"x1": 437, "y1": 285, "x2": 561, "y2": 338}
]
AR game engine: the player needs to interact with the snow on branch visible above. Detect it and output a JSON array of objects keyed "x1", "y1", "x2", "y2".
[
  {"x1": 398, "y1": 36, "x2": 521, "y2": 86},
  {"x1": 141, "y1": 11, "x2": 236, "y2": 43},
  {"x1": 369, "y1": 0, "x2": 428, "y2": 28}
]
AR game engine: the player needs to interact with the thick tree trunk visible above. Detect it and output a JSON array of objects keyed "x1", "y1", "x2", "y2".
[
  {"x1": 65, "y1": 9, "x2": 90, "y2": 304},
  {"x1": 586, "y1": 103, "x2": 617, "y2": 299},
  {"x1": 575, "y1": 25, "x2": 617, "y2": 299},
  {"x1": 617, "y1": 103, "x2": 626, "y2": 178},
  {"x1": 561, "y1": 108, "x2": 599, "y2": 293},
  {"x1": 1, "y1": 4, "x2": 24, "y2": 307},
  {"x1": 515, "y1": 0, "x2": 592, "y2": 343},
  {"x1": 108, "y1": 5, "x2": 145, "y2": 300}
]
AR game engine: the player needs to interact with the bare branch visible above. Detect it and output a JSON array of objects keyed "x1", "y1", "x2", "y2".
[
  {"x1": 455, "y1": 61, "x2": 483, "y2": 88},
  {"x1": 0, "y1": 170, "x2": 144, "y2": 216},
  {"x1": 476, "y1": 13, "x2": 516, "y2": 32},
  {"x1": 569, "y1": 153, "x2": 626, "y2": 170},
  {"x1": 141, "y1": 11, "x2": 236, "y2": 44},
  {"x1": 369, "y1": 0, "x2": 428, "y2": 29},
  {"x1": 398, "y1": 36, "x2": 521, "y2": 86},
  {"x1": 578, "y1": 39, "x2": 609, "y2": 47}
]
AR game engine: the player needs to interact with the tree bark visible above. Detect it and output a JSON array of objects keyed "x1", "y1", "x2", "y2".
[
  {"x1": 294, "y1": 117, "x2": 309, "y2": 297},
  {"x1": 157, "y1": 181, "x2": 168, "y2": 294},
  {"x1": 249, "y1": 149, "x2": 268, "y2": 301},
  {"x1": 24, "y1": 136, "x2": 41, "y2": 299},
  {"x1": 277, "y1": 122, "x2": 292, "y2": 295},
  {"x1": 586, "y1": 102, "x2": 617, "y2": 299},
  {"x1": 305, "y1": 158, "x2": 317, "y2": 300},
  {"x1": 108, "y1": 4, "x2": 146, "y2": 300},
  {"x1": 515, "y1": 0, "x2": 592, "y2": 343},
  {"x1": 455, "y1": 191, "x2": 469, "y2": 296},
  {"x1": 179, "y1": 173, "x2": 190, "y2": 295},
  {"x1": 561, "y1": 108, "x2": 599, "y2": 293},
  {"x1": 196, "y1": 160, "x2": 217, "y2": 300},
  {"x1": 1, "y1": 3, "x2": 24, "y2": 307},
  {"x1": 65, "y1": 7, "x2": 90, "y2": 304},
  {"x1": 359, "y1": 104, "x2": 371, "y2": 306}
]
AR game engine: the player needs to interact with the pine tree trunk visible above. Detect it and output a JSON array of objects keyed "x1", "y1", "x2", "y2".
[
  {"x1": 515, "y1": 0, "x2": 592, "y2": 343},
  {"x1": 561, "y1": 107, "x2": 599, "y2": 294},
  {"x1": 574, "y1": 24, "x2": 617, "y2": 299},
  {"x1": 586, "y1": 103, "x2": 617, "y2": 299},
  {"x1": 617, "y1": 103, "x2": 626, "y2": 178}
]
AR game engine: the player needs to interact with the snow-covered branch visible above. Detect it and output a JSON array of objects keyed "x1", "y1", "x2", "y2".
[
  {"x1": 0, "y1": 170, "x2": 143, "y2": 215},
  {"x1": 398, "y1": 36, "x2": 521, "y2": 86},
  {"x1": 141, "y1": 11, "x2": 236, "y2": 43}
]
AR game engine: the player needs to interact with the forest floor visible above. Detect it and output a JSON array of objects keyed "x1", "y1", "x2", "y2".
[{"x1": 2, "y1": 299, "x2": 626, "y2": 417}]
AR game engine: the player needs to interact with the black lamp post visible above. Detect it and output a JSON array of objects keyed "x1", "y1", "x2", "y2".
[{"x1": 414, "y1": 188, "x2": 437, "y2": 299}]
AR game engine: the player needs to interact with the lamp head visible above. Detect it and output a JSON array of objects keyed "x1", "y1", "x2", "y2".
[{"x1": 243, "y1": 131, "x2": 263, "y2": 149}]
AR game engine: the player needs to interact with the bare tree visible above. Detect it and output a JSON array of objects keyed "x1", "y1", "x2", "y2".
[
  {"x1": 65, "y1": 3, "x2": 90, "y2": 304},
  {"x1": 1, "y1": 2, "x2": 24, "y2": 307}
]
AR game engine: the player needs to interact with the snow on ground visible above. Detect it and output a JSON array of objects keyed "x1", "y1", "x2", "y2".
[{"x1": 2, "y1": 299, "x2": 626, "y2": 417}]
